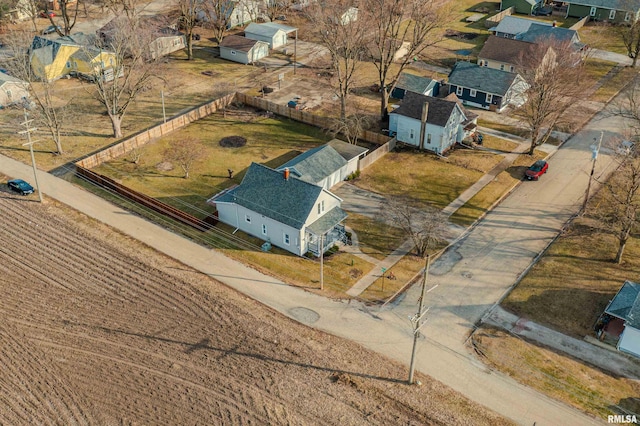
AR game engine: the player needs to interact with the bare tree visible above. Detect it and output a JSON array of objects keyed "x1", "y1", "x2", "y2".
[
  {"x1": 200, "y1": 0, "x2": 234, "y2": 42},
  {"x1": 306, "y1": 0, "x2": 367, "y2": 120},
  {"x1": 514, "y1": 39, "x2": 588, "y2": 155},
  {"x1": 1, "y1": 31, "x2": 68, "y2": 154},
  {"x1": 362, "y1": 0, "x2": 449, "y2": 120},
  {"x1": 177, "y1": 0, "x2": 198, "y2": 60},
  {"x1": 163, "y1": 136, "x2": 203, "y2": 178},
  {"x1": 598, "y1": 152, "x2": 640, "y2": 264},
  {"x1": 262, "y1": 0, "x2": 292, "y2": 22},
  {"x1": 618, "y1": 19, "x2": 640, "y2": 67},
  {"x1": 379, "y1": 196, "x2": 450, "y2": 257},
  {"x1": 91, "y1": 13, "x2": 164, "y2": 138},
  {"x1": 328, "y1": 99, "x2": 372, "y2": 144}
]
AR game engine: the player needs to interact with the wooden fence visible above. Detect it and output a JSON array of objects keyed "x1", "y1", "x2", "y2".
[
  {"x1": 75, "y1": 93, "x2": 236, "y2": 169},
  {"x1": 485, "y1": 6, "x2": 513, "y2": 28},
  {"x1": 570, "y1": 16, "x2": 589, "y2": 31},
  {"x1": 235, "y1": 92, "x2": 392, "y2": 146},
  {"x1": 359, "y1": 138, "x2": 396, "y2": 170},
  {"x1": 76, "y1": 167, "x2": 215, "y2": 231}
]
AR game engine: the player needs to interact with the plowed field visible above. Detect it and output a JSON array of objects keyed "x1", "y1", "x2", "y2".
[{"x1": 0, "y1": 194, "x2": 510, "y2": 425}]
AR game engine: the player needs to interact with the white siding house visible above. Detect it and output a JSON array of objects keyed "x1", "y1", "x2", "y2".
[
  {"x1": 0, "y1": 73, "x2": 30, "y2": 108},
  {"x1": 219, "y1": 35, "x2": 269, "y2": 64},
  {"x1": 244, "y1": 22, "x2": 293, "y2": 49},
  {"x1": 389, "y1": 92, "x2": 477, "y2": 154},
  {"x1": 208, "y1": 162, "x2": 348, "y2": 256}
]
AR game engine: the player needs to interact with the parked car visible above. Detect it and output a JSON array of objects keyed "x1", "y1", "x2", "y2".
[
  {"x1": 7, "y1": 179, "x2": 34, "y2": 195},
  {"x1": 617, "y1": 140, "x2": 635, "y2": 155},
  {"x1": 40, "y1": 10, "x2": 55, "y2": 18},
  {"x1": 42, "y1": 25, "x2": 61, "y2": 35},
  {"x1": 525, "y1": 160, "x2": 548, "y2": 180}
]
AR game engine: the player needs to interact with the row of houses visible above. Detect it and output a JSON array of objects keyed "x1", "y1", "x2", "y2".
[{"x1": 502, "y1": 0, "x2": 640, "y2": 22}]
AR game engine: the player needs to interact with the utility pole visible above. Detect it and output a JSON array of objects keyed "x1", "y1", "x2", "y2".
[
  {"x1": 320, "y1": 233, "x2": 324, "y2": 290},
  {"x1": 18, "y1": 109, "x2": 43, "y2": 203},
  {"x1": 408, "y1": 254, "x2": 431, "y2": 384},
  {"x1": 581, "y1": 131, "x2": 603, "y2": 214}
]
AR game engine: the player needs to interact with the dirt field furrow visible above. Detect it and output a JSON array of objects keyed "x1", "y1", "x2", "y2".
[{"x1": 0, "y1": 194, "x2": 512, "y2": 425}]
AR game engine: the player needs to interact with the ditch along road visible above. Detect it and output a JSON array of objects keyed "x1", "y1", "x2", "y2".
[{"x1": 0, "y1": 117, "x2": 621, "y2": 426}]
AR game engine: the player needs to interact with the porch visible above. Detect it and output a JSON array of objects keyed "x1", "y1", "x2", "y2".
[{"x1": 307, "y1": 224, "x2": 346, "y2": 257}]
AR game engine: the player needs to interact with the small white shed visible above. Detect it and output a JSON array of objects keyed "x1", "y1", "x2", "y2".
[
  {"x1": 219, "y1": 35, "x2": 269, "y2": 64},
  {"x1": 0, "y1": 73, "x2": 30, "y2": 108}
]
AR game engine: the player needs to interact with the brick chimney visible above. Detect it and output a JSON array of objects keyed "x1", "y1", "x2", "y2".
[{"x1": 283, "y1": 168, "x2": 290, "y2": 180}]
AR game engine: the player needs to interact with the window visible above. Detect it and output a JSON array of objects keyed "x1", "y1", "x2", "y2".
[
  {"x1": 486, "y1": 93, "x2": 493, "y2": 103},
  {"x1": 427, "y1": 134, "x2": 432, "y2": 145},
  {"x1": 589, "y1": 6, "x2": 596, "y2": 16},
  {"x1": 470, "y1": 89, "x2": 477, "y2": 97},
  {"x1": 456, "y1": 86, "x2": 463, "y2": 96},
  {"x1": 478, "y1": 60, "x2": 483, "y2": 66},
  {"x1": 410, "y1": 128, "x2": 414, "y2": 139},
  {"x1": 321, "y1": 200, "x2": 325, "y2": 212},
  {"x1": 231, "y1": 50, "x2": 236, "y2": 55},
  {"x1": 509, "y1": 66, "x2": 514, "y2": 72},
  {"x1": 317, "y1": 203, "x2": 321, "y2": 214},
  {"x1": 626, "y1": 12, "x2": 632, "y2": 21},
  {"x1": 262, "y1": 224, "x2": 267, "y2": 235},
  {"x1": 66, "y1": 61, "x2": 71, "y2": 68},
  {"x1": 483, "y1": 61, "x2": 487, "y2": 67},
  {"x1": 245, "y1": 214, "x2": 251, "y2": 223},
  {"x1": 500, "y1": 64, "x2": 505, "y2": 71},
  {"x1": 284, "y1": 233, "x2": 290, "y2": 245},
  {"x1": 609, "y1": 9, "x2": 616, "y2": 20}
]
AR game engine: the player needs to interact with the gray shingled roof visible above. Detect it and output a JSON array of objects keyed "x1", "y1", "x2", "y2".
[
  {"x1": 219, "y1": 35, "x2": 261, "y2": 52},
  {"x1": 307, "y1": 206, "x2": 347, "y2": 235},
  {"x1": 391, "y1": 92, "x2": 459, "y2": 126},
  {"x1": 448, "y1": 61, "x2": 519, "y2": 96},
  {"x1": 328, "y1": 139, "x2": 369, "y2": 161},
  {"x1": 396, "y1": 72, "x2": 438, "y2": 95},
  {"x1": 278, "y1": 144, "x2": 347, "y2": 184},
  {"x1": 493, "y1": 16, "x2": 550, "y2": 37},
  {"x1": 0, "y1": 72, "x2": 28, "y2": 85},
  {"x1": 245, "y1": 22, "x2": 287, "y2": 38},
  {"x1": 216, "y1": 162, "x2": 323, "y2": 230},
  {"x1": 566, "y1": 0, "x2": 640, "y2": 10},
  {"x1": 518, "y1": 23, "x2": 579, "y2": 44},
  {"x1": 478, "y1": 35, "x2": 534, "y2": 64},
  {"x1": 606, "y1": 281, "x2": 640, "y2": 328}
]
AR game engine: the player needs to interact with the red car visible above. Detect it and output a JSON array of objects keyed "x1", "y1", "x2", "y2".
[
  {"x1": 525, "y1": 160, "x2": 548, "y2": 180},
  {"x1": 40, "y1": 10, "x2": 55, "y2": 18}
]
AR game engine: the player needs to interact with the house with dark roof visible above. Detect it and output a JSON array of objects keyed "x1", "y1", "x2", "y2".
[
  {"x1": 478, "y1": 35, "x2": 534, "y2": 72},
  {"x1": 391, "y1": 72, "x2": 440, "y2": 100},
  {"x1": 219, "y1": 35, "x2": 269, "y2": 64},
  {"x1": 500, "y1": 0, "x2": 542, "y2": 15},
  {"x1": 491, "y1": 16, "x2": 582, "y2": 48},
  {"x1": 601, "y1": 281, "x2": 640, "y2": 358},
  {"x1": 447, "y1": 61, "x2": 528, "y2": 112},
  {"x1": 388, "y1": 92, "x2": 477, "y2": 154},
  {"x1": 277, "y1": 139, "x2": 368, "y2": 190},
  {"x1": 244, "y1": 22, "x2": 297, "y2": 49},
  {"x1": 564, "y1": 0, "x2": 640, "y2": 23},
  {"x1": 208, "y1": 162, "x2": 347, "y2": 256}
]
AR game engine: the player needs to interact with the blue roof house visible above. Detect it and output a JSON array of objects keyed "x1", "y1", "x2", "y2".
[
  {"x1": 604, "y1": 281, "x2": 640, "y2": 358},
  {"x1": 447, "y1": 61, "x2": 528, "y2": 112}
]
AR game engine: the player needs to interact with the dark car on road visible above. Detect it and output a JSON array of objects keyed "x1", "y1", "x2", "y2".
[
  {"x1": 8, "y1": 179, "x2": 34, "y2": 195},
  {"x1": 532, "y1": 5, "x2": 552, "y2": 15},
  {"x1": 525, "y1": 160, "x2": 549, "y2": 180}
]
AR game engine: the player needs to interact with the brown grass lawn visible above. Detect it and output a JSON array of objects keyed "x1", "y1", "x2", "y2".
[
  {"x1": 592, "y1": 66, "x2": 639, "y2": 104},
  {"x1": 345, "y1": 213, "x2": 406, "y2": 261},
  {"x1": 360, "y1": 255, "x2": 426, "y2": 303},
  {"x1": 93, "y1": 107, "x2": 331, "y2": 216},
  {"x1": 579, "y1": 22, "x2": 628, "y2": 55},
  {"x1": 353, "y1": 146, "x2": 503, "y2": 210},
  {"x1": 450, "y1": 150, "x2": 546, "y2": 226},
  {"x1": 473, "y1": 327, "x2": 640, "y2": 419},
  {"x1": 503, "y1": 216, "x2": 640, "y2": 338}
]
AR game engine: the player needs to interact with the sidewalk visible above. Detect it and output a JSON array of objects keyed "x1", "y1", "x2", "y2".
[{"x1": 486, "y1": 306, "x2": 640, "y2": 379}]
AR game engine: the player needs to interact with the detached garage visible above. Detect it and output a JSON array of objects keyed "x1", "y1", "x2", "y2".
[
  {"x1": 244, "y1": 22, "x2": 296, "y2": 49},
  {"x1": 219, "y1": 35, "x2": 269, "y2": 65}
]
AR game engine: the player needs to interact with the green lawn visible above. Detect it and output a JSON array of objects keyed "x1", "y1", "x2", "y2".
[{"x1": 93, "y1": 108, "x2": 331, "y2": 217}]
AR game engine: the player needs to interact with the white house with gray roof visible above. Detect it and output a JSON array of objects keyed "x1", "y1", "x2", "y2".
[
  {"x1": 208, "y1": 162, "x2": 348, "y2": 256},
  {"x1": 0, "y1": 73, "x2": 30, "y2": 108},
  {"x1": 603, "y1": 281, "x2": 640, "y2": 358},
  {"x1": 447, "y1": 61, "x2": 527, "y2": 112},
  {"x1": 277, "y1": 139, "x2": 367, "y2": 190},
  {"x1": 388, "y1": 92, "x2": 477, "y2": 154}
]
